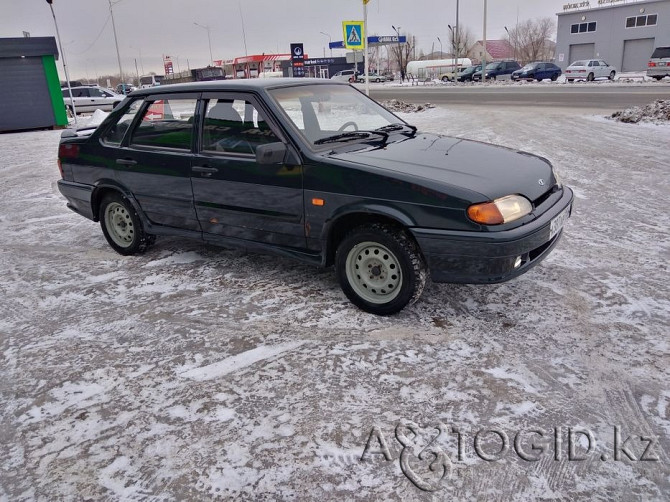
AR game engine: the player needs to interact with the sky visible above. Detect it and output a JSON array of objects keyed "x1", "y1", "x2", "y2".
[{"x1": 2, "y1": 0, "x2": 597, "y2": 80}]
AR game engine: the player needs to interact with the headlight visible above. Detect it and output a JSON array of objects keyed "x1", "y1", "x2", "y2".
[
  {"x1": 552, "y1": 169, "x2": 563, "y2": 188},
  {"x1": 467, "y1": 195, "x2": 532, "y2": 225}
]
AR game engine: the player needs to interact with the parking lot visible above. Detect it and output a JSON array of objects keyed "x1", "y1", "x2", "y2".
[{"x1": 1, "y1": 97, "x2": 668, "y2": 500}]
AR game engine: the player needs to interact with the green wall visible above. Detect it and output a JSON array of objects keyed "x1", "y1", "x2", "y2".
[{"x1": 42, "y1": 55, "x2": 68, "y2": 127}]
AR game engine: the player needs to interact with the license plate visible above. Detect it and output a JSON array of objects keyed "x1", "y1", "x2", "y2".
[{"x1": 550, "y1": 206, "x2": 570, "y2": 240}]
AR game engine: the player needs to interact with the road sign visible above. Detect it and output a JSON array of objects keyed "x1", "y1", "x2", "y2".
[{"x1": 342, "y1": 21, "x2": 364, "y2": 50}]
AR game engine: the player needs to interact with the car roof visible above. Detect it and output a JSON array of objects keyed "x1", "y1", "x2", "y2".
[{"x1": 130, "y1": 78, "x2": 348, "y2": 96}]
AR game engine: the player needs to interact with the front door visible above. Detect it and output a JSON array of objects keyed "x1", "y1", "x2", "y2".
[{"x1": 191, "y1": 92, "x2": 305, "y2": 249}]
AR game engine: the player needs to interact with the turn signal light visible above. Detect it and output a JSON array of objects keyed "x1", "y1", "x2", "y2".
[
  {"x1": 467, "y1": 202, "x2": 504, "y2": 225},
  {"x1": 311, "y1": 198, "x2": 325, "y2": 206}
]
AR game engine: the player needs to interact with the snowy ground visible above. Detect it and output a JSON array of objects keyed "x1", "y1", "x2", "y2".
[{"x1": 1, "y1": 103, "x2": 669, "y2": 500}]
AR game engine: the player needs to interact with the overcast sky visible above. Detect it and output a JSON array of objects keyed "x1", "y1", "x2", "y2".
[{"x1": 4, "y1": 0, "x2": 577, "y2": 80}]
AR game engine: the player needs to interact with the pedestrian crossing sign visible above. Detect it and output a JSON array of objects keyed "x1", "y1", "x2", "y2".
[{"x1": 342, "y1": 21, "x2": 365, "y2": 50}]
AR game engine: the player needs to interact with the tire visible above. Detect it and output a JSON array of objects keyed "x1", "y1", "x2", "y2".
[
  {"x1": 99, "y1": 192, "x2": 154, "y2": 255},
  {"x1": 608, "y1": 71, "x2": 616, "y2": 80},
  {"x1": 551, "y1": 74, "x2": 558, "y2": 81},
  {"x1": 567, "y1": 79, "x2": 574, "y2": 83},
  {"x1": 442, "y1": 76, "x2": 449, "y2": 82},
  {"x1": 654, "y1": 76, "x2": 663, "y2": 81},
  {"x1": 587, "y1": 72, "x2": 595, "y2": 82},
  {"x1": 335, "y1": 224, "x2": 427, "y2": 315}
]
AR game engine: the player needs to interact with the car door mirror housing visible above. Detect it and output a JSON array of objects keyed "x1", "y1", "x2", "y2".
[{"x1": 256, "y1": 142, "x2": 287, "y2": 164}]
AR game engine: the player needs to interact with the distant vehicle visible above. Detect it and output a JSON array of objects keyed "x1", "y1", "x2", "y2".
[
  {"x1": 61, "y1": 85, "x2": 123, "y2": 114},
  {"x1": 456, "y1": 65, "x2": 482, "y2": 82},
  {"x1": 381, "y1": 71, "x2": 395, "y2": 81},
  {"x1": 330, "y1": 69, "x2": 358, "y2": 83},
  {"x1": 647, "y1": 46, "x2": 670, "y2": 80},
  {"x1": 438, "y1": 66, "x2": 468, "y2": 82},
  {"x1": 405, "y1": 58, "x2": 473, "y2": 80},
  {"x1": 564, "y1": 60, "x2": 616, "y2": 82},
  {"x1": 115, "y1": 83, "x2": 136, "y2": 95},
  {"x1": 511, "y1": 62, "x2": 562, "y2": 82},
  {"x1": 356, "y1": 72, "x2": 387, "y2": 83},
  {"x1": 473, "y1": 61, "x2": 521, "y2": 81},
  {"x1": 139, "y1": 75, "x2": 164, "y2": 88}
]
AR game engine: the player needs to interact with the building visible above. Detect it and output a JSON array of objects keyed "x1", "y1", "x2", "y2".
[
  {"x1": 555, "y1": 0, "x2": 670, "y2": 71},
  {"x1": 0, "y1": 37, "x2": 68, "y2": 132},
  {"x1": 470, "y1": 40, "x2": 515, "y2": 63}
]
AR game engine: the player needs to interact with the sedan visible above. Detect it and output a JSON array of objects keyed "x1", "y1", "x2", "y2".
[
  {"x1": 512, "y1": 62, "x2": 562, "y2": 82},
  {"x1": 456, "y1": 65, "x2": 481, "y2": 82},
  {"x1": 62, "y1": 85, "x2": 124, "y2": 114},
  {"x1": 56, "y1": 79, "x2": 573, "y2": 315},
  {"x1": 565, "y1": 59, "x2": 616, "y2": 82}
]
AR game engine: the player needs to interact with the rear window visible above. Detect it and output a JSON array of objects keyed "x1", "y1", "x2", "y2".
[
  {"x1": 570, "y1": 61, "x2": 586, "y2": 67},
  {"x1": 651, "y1": 47, "x2": 670, "y2": 59}
]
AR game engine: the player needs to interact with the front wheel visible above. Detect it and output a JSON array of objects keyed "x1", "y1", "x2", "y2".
[
  {"x1": 335, "y1": 225, "x2": 427, "y2": 315},
  {"x1": 99, "y1": 192, "x2": 154, "y2": 255},
  {"x1": 608, "y1": 71, "x2": 616, "y2": 80},
  {"x1": 551, "y1": 74, "x2": 558, "y2": 81}
]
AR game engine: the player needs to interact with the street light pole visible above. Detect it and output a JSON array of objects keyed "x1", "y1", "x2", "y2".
[
  {"x1": 320, "y1": 31, "x2": 332, "y2": 57},
  {"x1": 194, "y1": 22, "x2": 213, "y2": 65},
  {"x1": 108, "y1": 0, "x2": 124, "y2": 83},
  {"x1": 46, "y1": 0, "x2": 77, "y2": 126},
  {"x1": 437, "y1": 36, "x2": 442, "y2": 59}
]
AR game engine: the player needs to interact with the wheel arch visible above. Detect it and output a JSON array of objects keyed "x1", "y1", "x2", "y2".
[
  {"x1": 323, "y1": 206, "x2": 418, "y2": 267},
  {"x1": 91, "y1": 181, "x2": 144, "y2": 222}
]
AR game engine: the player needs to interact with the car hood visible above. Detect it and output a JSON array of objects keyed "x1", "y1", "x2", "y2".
[{"x1": 326, "y1": 133, "x2": 554, "y2": 202}]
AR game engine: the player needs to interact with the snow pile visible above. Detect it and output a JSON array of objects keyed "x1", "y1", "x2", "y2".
[
  {"x1": 610, "y1": 99, "x2": 670, "y2": 124},
  {"x1": 381, "y1": 99, "x2": 435, "y2": 113}
]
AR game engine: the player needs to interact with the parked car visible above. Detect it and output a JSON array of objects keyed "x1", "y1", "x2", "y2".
[
  {"x1": 115, "y1": 83, "x2": 136, "y2": 95},
  {"x1": 473, "y1": 61, "x2": 521, "y2": 81},
  {"x1": 512, "y1": 62, "x2": 562, "y2": 82},
  {"x1": 456, "y1": 65, "x2": 482, "y2": 82},
  {"x1": 439, "y1": 66, "x2": 468, "y2": 82},
  {"x1": 56, "y1": 79, "x2": 573, "y2": 315},
  {"x1": 357, "y1": 72, "x2": 387, "y2": 83},
  {"x1": 565, "y1": 59, "x2": 616, "y2": 82},
  {"x1": 61, "y1": 85, "x2": 124, "y2": 115},
  {"x1": 647, "y1": 46, "x2": 670, "y2": 80},
  {"x1": 330, "y1": 69, "x2": 358, "y2": 83},
  {"x1": 381, "y1": 72, "x2": 395, "y2": 81}
]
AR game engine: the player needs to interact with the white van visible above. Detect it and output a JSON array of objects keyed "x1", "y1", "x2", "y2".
[{"x1": 330, "y1": 69, "x2": 358, "y2": 83}]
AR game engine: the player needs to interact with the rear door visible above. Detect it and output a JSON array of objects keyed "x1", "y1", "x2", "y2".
[
  {"x1": 113, "y1": 93, "x2": 201, "y2": 231},
  {"x1": 191, "y1": 92, "x2": 305, "y2": 249}
]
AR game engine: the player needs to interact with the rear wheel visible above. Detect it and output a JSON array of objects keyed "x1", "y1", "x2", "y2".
[
  {"x1": 587, "y1": 72, "x2": 595, "y2": 82},
  {"x1": 99, "y1": 192, "x2": 154, "y2": 255},
  {"x1": 335, "y1": 225, "x2": 426, "y2": 315},
  {"x1": 608, "y1": 71, "x2": 616, "y2": 80},
  {"x1": 442, "y1": 76, "x2": 449, "y2": 82},
  {"x1": 653, "y1": 76, "x2": 663, "y2": 81},
  {"x1": 567, "y1": 78, "x2": 574, "y2": 83}
]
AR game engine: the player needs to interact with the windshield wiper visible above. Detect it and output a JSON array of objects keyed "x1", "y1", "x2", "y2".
[
  {"x1": 314, "y1": 130, "x2": 388, "y2": 145},
  {"x1": 376, "y1": 123, "x2": 417, "y2": 137}
]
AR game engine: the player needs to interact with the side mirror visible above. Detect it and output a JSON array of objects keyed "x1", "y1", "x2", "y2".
[{"x1": 255, "y1": 142, "x2": 287, "y2": 164}]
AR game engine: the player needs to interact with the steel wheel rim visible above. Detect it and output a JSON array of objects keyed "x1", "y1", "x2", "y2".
[
  {"x1": 345, "y1": 241, "x2": 402, "y2": 304},
  {"x1": 105, "y1": 202, "x2": 134, "y2": 247}
]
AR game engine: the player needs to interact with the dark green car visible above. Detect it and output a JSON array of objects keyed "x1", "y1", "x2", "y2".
[{"x1": 57, "y1": 79, "x2": 573, "y2": 315}]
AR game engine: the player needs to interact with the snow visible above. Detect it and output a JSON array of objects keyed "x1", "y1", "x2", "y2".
[{"x1": 1, "y1": 97, "x2": 669, "y2": 500}]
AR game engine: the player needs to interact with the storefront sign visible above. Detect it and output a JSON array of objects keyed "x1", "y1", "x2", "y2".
[
  {"x1": 291, "y1": 43, "x2": 305, "y2": 77},
  {"x1": 563, "y1": 1, "x2": 590, "y2": 10}
]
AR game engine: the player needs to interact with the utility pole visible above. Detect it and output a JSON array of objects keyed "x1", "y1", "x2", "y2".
[
  {"x1": 46, "y1": 0, "x2": 77, "y2": 126},
  {"x1": 392, "y1": 25, "x2": 403, "y2": 81},
  {"x1": 481, "y1": 0, "x2": 487, "y2": 83},
  {"x1": 108, "y1": 0, "x2": 124, "y2": 83},
  {"x1": 194, "y1": 22, "x2": 213, "y2": 65},
  {"x1": 320, "y1": 32, "x2": 332, "y2": 57}
]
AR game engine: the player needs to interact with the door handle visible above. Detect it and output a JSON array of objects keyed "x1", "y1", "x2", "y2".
[
  {"x1": 192, "y1": 166, "x2": 219, "y2": 174},
  {"x1": 116, "y1": 158, "x2": 137, "y2": 166}
]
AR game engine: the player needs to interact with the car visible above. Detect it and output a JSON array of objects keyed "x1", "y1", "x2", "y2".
[
  {"x1": 381, "y1": 72, "x2": 395, "y2": 81},
  {"x1": 456, "y1": 65, "x2": 482, "y2": 82},
  {"x1": 56, "y1": 79, "x2": 573, "y2": 315},
  {"x1": 116, "y1": 83, "x2": 136, "y2": 95},
  {"x1": 330, "y1": 69, "x2": 358, "y2": 83},
  {"x1": 647, "y1": 46, "x2": 670, "y2": 80},
  {"x1": 357, "y1": 72, "x2": 387, "y2": 83},
  {"x1": 473, "y1": 61, "x2": 521, "y2": 81},
  {"x1": 438, "y1": 66, "x2": 468, "y2": 82},
  {"x1": 512, "y1": 62, "x2": 562, "y2": 82},
  {"x1": 61, "y1": 85, "x2": 124, "y2": 115},
  {"x1": 564, "y1": 59, "x2": 616, "y2": 82}
]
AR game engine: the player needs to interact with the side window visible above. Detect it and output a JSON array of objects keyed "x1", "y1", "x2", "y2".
[
  {"x1": 74, "y1": 88, "x2": 89, "y2": 98},
  {"x1": 89, "y1": 88, "x2": 106, "y2": 98},
  {"x1": 101, "y1": 100, "x2": 142, "y2": 146},
  {"x1": 202, "y1": 98, "x2": 280, "y2": 155},
  {"x1": 129, "y1": 98, "x2": 197, "y2": 150}
]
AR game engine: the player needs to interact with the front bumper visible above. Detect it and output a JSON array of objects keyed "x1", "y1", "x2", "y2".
[{"x1": 411, "y1": 187, "x2": 574, "y2": 284}]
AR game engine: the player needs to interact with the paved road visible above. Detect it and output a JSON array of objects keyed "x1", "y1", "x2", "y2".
[{"x1": 369, "y1": 83, "x2": 670, "y2": 111}]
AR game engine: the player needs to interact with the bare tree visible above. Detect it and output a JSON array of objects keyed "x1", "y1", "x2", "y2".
[
  {"x1": 390, "y1": 33, "x2": 415, "y2": 81},
  {"x1": 506, "y1": 17, "x2": 555, "y2": 64},
  {"x1": 448, "y1": 25, "x2": 476, "y2": 60}
]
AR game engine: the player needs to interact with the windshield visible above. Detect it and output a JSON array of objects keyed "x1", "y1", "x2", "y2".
[
  {"x1": 521, "y1": 63, "x2": 537, "y2": 70},
  {"x1": 268, "y1": 84, "x2": 404, "y2": 148}
]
